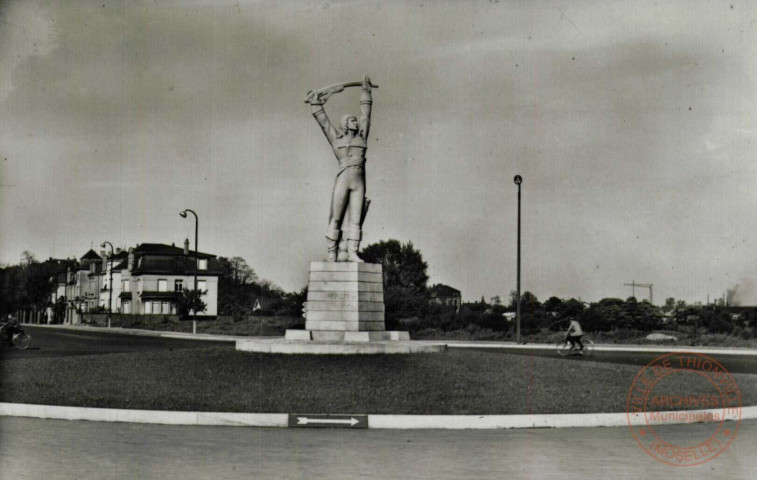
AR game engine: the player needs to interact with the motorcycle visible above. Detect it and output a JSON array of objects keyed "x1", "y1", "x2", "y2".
[{"x1": 0, "y1": 320, "x2": 32, "y2": 350}]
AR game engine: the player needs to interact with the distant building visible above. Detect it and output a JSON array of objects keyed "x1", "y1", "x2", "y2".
[
  {"x1": 99, "y1": 249, "x2": 129, "y2": 313},
  {"x1": 50, "y1": 249, "x2": 103, "y2": 324},
  {"x1": 429, "y1": 284, "x2": 462, "y2": 310},
  {"x1": 120, "y1": 242, "x2": 221, "y2": 317},
  {"x1": 50, "y1": 242, "x2": 222, "y2": 322}
]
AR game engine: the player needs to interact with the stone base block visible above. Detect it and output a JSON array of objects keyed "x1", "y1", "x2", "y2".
[
  {"x1": 306, "y1": 311, "x2": 385, "y2": 322},
  {"x1": 344, "y1": 331, "x2": 410, "y2": 342},
  {"x1": 308, "y1": 281, "x2": 383, "y2": 293},
  {"x1": 304, "y1": 320, "x2": 385, "y2": 331},
  {"x1": 310, "y1": 262, "x2": 381, "y2": 273},
  {"x1": 306, "y1": 300, "x2": 385, "y2": 312},
  {"x1": 311, "y1": 331, "x2": 348, "y2": 342},
  {"x1": 307, "y1": 291, "x2": 384, "y2": 302},
  {"x1": 237, "y1": 337, "x2": 447, "y2": 355},
  {"x1": 305, "y1": 261, "x2": 386, "y2": 332},
  {"x1": 284, "y1": 329, "x2": 411, "y2": 343},
  {"x1": 285, "y1": 330, "x2": 312, "y2": 341}
]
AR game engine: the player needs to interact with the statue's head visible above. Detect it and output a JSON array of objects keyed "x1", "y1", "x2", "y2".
[{"x1": 340, "y1": 114, "x2": 358, "y2": 133}]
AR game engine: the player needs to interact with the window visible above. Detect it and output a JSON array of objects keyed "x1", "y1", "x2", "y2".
[
  {"x1": 123, "y1": 280, "x2": 130, "y2": 292},
  {"x1": 144, "y1": 301, "x2": 152, "y2": 314},
  {"x1": 198, "y1": 259, "x2": 208, "y2": 270},
  {"x1": 175, "y1": 279, "x2": 183, "y2": 292},
  {"x1": 162, "y1": 302, "x2": 171, "y2": 314},
  {"x1": 158, "y1": 279, "x2": 167, "y2": 292},
  {"x1": 123, "y1": 301, "x2": 131, "y2": 314},
  {"x1": 197, "y1": 280, "x2": 207, "y2": 293}
]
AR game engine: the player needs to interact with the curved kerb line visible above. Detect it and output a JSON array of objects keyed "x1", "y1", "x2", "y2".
[{"x1": 2, "y1": 403, "x2": 755, "y2": 429}]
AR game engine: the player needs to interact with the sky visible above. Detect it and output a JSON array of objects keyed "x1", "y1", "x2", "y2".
[{"x1": 1, "y1": 0, "x2": 757, "y2": 305}]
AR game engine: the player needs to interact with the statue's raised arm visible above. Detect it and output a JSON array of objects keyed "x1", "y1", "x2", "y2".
[{"x1": 358, "y1": 75, "x2": 372, "y2": 141}]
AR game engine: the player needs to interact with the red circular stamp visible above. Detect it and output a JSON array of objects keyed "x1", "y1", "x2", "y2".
[{"x1": 626, "y1": 352, "x2": 742, "y2": 467}]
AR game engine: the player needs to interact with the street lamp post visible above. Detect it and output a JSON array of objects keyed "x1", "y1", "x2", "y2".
[
  {"x1": 180, "y1": 209, "x2": 198, "y2": 334},
  {"x1": 100, "y1": 241, "x2": 114, "y2": 328},
  {"x1": 513, "y1": 175, "x2": 522, "y2": 344}
]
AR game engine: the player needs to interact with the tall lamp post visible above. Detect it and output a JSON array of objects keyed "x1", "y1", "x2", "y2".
[
  {"x1": 100, "y1": 241, "x2": 114, "y2": 328},
  {"x1": 180, "y1": 209, "x2": 198, "y2": 334},
  {"x1": 513, "y1": 175, "x2": 522, "y2": 344}
]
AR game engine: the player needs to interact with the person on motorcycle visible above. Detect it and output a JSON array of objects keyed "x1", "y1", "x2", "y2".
[{"x1": 565, "y1": 319, "x2": 585, "y2": 351}]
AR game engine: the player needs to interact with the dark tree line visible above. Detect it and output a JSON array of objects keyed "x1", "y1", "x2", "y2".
[
  {"x1": 0, "y1": 252, "x2": 71, "y2": 316},
  {"x1": 215, "y1": 256, "x2": 305, "y2": 318}
]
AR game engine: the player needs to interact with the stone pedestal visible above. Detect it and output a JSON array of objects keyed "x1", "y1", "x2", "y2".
[{"x1": 285, "y1": 262, "x2": 409, "y2": 343}]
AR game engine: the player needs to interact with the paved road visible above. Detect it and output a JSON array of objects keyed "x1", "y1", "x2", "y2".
[
  {"x1": 449, "y1": 345, "x2": 757, "y2": 375},
  {"x1": 6, "y1": 326, "x2": 756, "y2": 374},
  {"x1": 0, "y1": 326, "x2": 232, "y2": 360},
  {"x1": 1, "y1": 416, "x2": 755, "y2": 479}
]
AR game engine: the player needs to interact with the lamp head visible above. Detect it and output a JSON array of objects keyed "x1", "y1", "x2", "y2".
[
  {"x1": 100, "y1": 242, "x2": 106, "y2": 248},
  {"x1": 513, "y1": 175, "x2": 522, "y2": 185},
  {"x1": 180, "y1": 211, "x2": 187, "y2": 218}
]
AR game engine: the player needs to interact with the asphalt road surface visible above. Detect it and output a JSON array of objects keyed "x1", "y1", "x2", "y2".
[
  {"x1": 1, "y1": 416, "x2": 755, "y2": 480},
  {"x1": 0, "y1": 326, "x2": 232, "y2": 360},
  {"x1": 452, "y1": 345, "x2": 757, "y2": 375},
  {"x1": 4, "y1": 327, "x2": 756, "y2": 375}
]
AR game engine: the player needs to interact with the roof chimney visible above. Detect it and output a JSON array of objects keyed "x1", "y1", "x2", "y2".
[
  {"x1": 184, "y1": 238, "x2": 189, "y2": 255},
  {"x1": 128, "y1": 248, "x2": 134, "y2": 271}
]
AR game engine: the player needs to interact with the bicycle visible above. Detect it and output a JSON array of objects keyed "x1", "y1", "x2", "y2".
[
  {"x1": 556, "y1": 336, "x2": 594, "y2": 357},
  {"x1": 0, "y1": 322, "x2": 32, "y2": 350}
]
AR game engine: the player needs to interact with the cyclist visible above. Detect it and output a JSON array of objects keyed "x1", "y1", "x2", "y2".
[
  {"x1": 564, "y1": 319, "x2": 585, "y2": 352},
  {"x1": 1, "y1": 315, "x2": 20, "y2": 347}
]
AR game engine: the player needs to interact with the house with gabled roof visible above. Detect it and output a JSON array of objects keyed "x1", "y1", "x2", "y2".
[
  {"x1": 120, "y1": 240, "x2": 221, "y2": 317},
  {"x1": 429, "y1": 283, "x2": 462, "y2": 311},
  {"x1": 70, "y1": 249, "x2": 104, "y2": 314},
  {"x1": 99, "y1": 249, "x2": 129, "y2": 314},
  {"x1": 51, "y1": 242, "x2": 222, "y2": 322}
]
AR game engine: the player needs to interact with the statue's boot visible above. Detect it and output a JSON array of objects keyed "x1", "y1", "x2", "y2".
[
  {"x1": 346, "y1": 226, "x2": 364, "y2": 263},
  {"x1": 337, "y1": 238, "x2": 349, "y2": 262},
  {"x1": 326, "y1": 228, "x2": 340, "y2": 262}
]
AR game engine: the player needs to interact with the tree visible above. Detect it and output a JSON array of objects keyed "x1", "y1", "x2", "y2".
[
  {"x1": 562, "y1": 299, "x2": 586, "y2": 317},
  {"x1": 360, "y1": 239, "x2": 430, "y2": 325},
  {"x1": 361, "y1": 240, "x2": 429, "y2": 292},
  {"x1": 0, "y1": 255, "x2": 70, "y2": 315},
  {"x1": 662, "y1": 297, "x2": 676, "y2": 312},
  {"x1": 229, "y1": 256, "x2": 257, "y2": 286},
  {"x1": 508, "y1": 290, "x2": 540, "y2": 311},
  {"x1": 543, "y1": 296, "x2": 564, "y2": 314},
  {"x1": 490, "y1": 295, "x2": 502, "y2": 306},
  {"x1": 176, "y1": 289, "x2": 207, "y2": 320},
  {"x1": 21, "y1": 251, "x2": 36, "y2": 267},
  {"x1": 218, "y1": 256, "x2": 257, "y2": 287}
]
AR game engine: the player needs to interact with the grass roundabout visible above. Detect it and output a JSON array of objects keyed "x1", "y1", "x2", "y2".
[{"x1": 1, "y1": 348, "x2": 756, "y2": 415}]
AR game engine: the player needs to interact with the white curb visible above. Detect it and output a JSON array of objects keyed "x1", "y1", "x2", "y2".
[
  {"x1": 0, "y1": 403, "x2": 287, "y2": 427},
  {"x1": 2, "y1": 403, "x2": 755, "y2": 429}
]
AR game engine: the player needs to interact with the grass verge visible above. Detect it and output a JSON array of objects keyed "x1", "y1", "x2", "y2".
[{"x1": 2, "y1": 348, "x2": 755, "y2": 414}]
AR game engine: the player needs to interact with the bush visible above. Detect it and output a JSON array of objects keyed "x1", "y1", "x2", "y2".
[
  {"x1": 579, "y1": 307, "x2": 612, "y2": 332},
  {"x1": 708, "y1": 315, "x2": 735, "y2": 334}
]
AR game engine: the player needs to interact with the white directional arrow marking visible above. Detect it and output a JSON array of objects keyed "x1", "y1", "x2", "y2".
[{"x1": 296, "y1": 417, "x2": 360, "y2": 426}]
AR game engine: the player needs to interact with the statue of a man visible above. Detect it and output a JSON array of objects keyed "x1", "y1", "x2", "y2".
[{"x1": 306, "y1": 77, "x2": 374, "y2": 262}]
